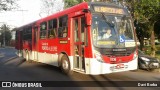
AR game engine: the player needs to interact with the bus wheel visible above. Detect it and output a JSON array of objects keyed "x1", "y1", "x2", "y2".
[{"x1": 61, "y1": 55, "x2": 72, "y2": 75}]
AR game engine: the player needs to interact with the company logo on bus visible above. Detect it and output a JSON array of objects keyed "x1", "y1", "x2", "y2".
[{"x1": 110, "y1": 64, "x2": 128, "y2": 71}]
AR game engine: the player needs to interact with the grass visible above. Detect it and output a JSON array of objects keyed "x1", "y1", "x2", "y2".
[
  {"x1": 155, "y1": 45, "x2": 160, "y2": 60},
  {"x1": 143, "y1": 45, "x2": 160, "y2": 60},
  {"x1": 142, "y1": 45, "x2": 160, "y2": 72},
  {"x1": 156, "y1": 50, "x2": 160, "y2": 60}
]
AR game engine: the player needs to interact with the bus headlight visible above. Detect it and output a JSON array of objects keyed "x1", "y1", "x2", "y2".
[{"x1": 94, "y1": 50, "x2": 104, "y2": 63}]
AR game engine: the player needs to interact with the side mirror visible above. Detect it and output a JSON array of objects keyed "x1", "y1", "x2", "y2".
[{"x1": 85, "y1": 13, "x2": 91, "y2": 26}]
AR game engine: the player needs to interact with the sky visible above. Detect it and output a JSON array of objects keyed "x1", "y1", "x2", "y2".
[{"x1": 0, "y1": 0, "x2": 64, "y2": 28}]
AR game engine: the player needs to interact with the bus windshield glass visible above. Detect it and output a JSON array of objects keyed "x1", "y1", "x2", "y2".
[{"x1": 92, "y1": 14, "x2": 135, "y2": 48}]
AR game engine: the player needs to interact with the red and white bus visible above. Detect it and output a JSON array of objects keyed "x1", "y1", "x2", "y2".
[{"x1": 15, "y1": 2, "x2": 138, "y2": 75}]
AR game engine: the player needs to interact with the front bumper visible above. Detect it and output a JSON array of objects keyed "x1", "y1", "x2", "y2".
[{"x1": 85, "y1": 57, "x2": 138, "y2": 75}]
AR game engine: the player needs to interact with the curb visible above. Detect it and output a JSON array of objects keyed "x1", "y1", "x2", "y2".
[{"x1": 0, "y1": 46, "x2": 15, "y2": 48}]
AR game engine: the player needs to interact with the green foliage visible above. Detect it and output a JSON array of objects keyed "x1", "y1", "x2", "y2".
[
  {"x1": 0, "y1": 0, "x2": 18, "y2": 11},
  {"x1": 134, "y1": 0, "x2": 160, "y2": 23},
  {"x1": 133, "y1": 0, "x2": 160, "y2": 56},
  {"x1": 144, "y1": 45, "x2": 160, "y2": 59},
  {"x1": 154, "y1": 21, "x2": 160, "y2": 39},
  {"x1": 64, "y1": 0, "x2": 78, "y2": 8},
  {"x1": 64, "y1": 0, "x2": 89, "y2": 8},
  {"x1": 0, "y1": 24, "x2": 12, "y2": 46}
]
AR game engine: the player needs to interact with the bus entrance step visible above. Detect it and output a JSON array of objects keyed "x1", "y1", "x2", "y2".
[{"x1": 73, "y1": 68, "x2": 85, "y2": 74}]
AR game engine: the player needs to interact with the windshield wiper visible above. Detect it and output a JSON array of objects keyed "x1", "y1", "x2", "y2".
[{"x1": 101, "y1": 13, "x2": 114, "y2": 27}]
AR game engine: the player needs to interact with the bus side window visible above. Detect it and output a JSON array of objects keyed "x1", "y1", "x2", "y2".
[
  {"x1": 23, "y1": 27, "x2": 32, "y2": 40},
  {"x1": 40, "y1": 22, "x2": 47, "y2": 39},
  {"x1": 48, "y1": 19, "x2": 57, "y2": 38},
  {"x1": 58, "y1": 15, "x2": 68, "y2": 38}
]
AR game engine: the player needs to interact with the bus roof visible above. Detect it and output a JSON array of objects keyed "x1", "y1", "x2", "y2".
[{"x1": 17, "y1": 2, "x2": 129, "y2": 30}]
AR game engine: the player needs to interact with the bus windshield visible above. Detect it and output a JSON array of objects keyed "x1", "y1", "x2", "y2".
[{"x1": 92, "y1": 14, "x2": 135, "y2": 48}]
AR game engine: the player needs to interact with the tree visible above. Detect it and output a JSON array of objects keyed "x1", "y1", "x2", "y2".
[
  {"x1": 0, "y1": 0, "x2": 18, "y2": 47},
  {"x1": 134, "y1": 20, "x2": 150, "y2": 50},
  {"x1": 64, "y1": 0, "x2": 126, "y2": 9},
  {"x1": 0, "y1": 24, "x2": 12, "y2": 46},
  {"x1": 0, "y1": 0, "x2": 18, "y2": 11},
  {"x1": 64, "y1": 0, "x2": 89, "y2": 8},
  {"x1": 40, "y1": 0, "x2": 64, "y2": 17},
  {"x1": 64, "y1": 0, "x2": 79, "y2": 8},
  {"x1": 134, "y1": 0, "x2": 160, "y2": 57}
]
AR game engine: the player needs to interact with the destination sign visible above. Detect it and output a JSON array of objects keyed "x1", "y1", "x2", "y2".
[
  {"x1": 97, "y1": 41, "x2": 115, "y2": 45},
  {"x1": 94, "y1": 6, "x2": 124, "y2": 14}
]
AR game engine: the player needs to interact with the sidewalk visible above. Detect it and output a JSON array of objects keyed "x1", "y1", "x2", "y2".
[
  {"x1": 152, "y1": 69, "x2": 160, "y2": 73},
  {"x1": 0, "y1": 46, "x2": 15, "y2": 48}
]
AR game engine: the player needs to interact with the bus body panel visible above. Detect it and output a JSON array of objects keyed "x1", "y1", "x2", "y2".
[{"x1": 15, "y1": 2, "x2": 138, "y2": 75}]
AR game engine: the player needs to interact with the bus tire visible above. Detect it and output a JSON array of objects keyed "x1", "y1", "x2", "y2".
[{"x1": 61, "y1": 55, "x2": 73, "y2": 75}]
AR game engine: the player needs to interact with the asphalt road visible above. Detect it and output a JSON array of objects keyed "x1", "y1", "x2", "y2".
[
  {"x1": 0, "y1": 47, "x2": 160, "y2": 90},
  {"x1": 0, "y1": 47, "x2": 17, "y2": 62}
]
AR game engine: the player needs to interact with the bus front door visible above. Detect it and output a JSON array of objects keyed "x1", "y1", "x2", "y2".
[{"x1": 73, "y1": 16, "x2": 85, "y2": 72}]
